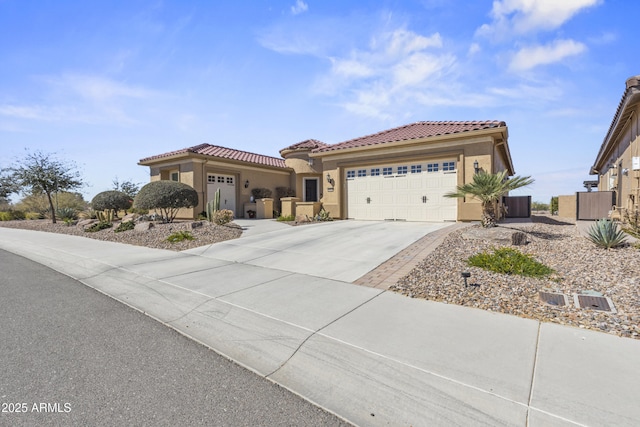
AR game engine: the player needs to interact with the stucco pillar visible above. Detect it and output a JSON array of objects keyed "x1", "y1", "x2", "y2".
[
  {"x1": 281, "y1": 197, "x2": 300, "y2": 217},
  {"x1": 256, "y1": 198, "x2": 274, "y2": 219}
]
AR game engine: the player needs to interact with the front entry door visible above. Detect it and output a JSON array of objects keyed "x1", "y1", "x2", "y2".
[{"x1": 304, "y1": 178, "x2": 318, "y2": 202}]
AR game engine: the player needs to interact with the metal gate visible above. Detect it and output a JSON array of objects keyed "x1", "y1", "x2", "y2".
[
  {"x1": 502, "y1": 196, "x2": 531, "y2": 218},
  {"x1": 576, "y1": 191, "x2": 615, "y2": 220}
]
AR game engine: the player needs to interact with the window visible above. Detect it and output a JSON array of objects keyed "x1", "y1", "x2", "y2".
[
  {"x1": 358, "y1": 169, "x2": 367, "y2": 177},
  {"x1": 411, "y1": 165, "x2": 422, "y2": 174},
  {"x1": 382, "y1": 167, "x2": 393, "y2": 176},
  {"x1": 347, "y1": 170, "x2": 356, "y2": 178},
  {"x1": 226, "y1": 177, "x2": 234, "y2": 184},
  {"x1": 427, "y1": 163, "x2": 439, "y2": 172},
  {"x1": 371, "y1": 168, "x2": 380, "y2": 176},
  {"x1": 207, "y1": 175, "x2": 216, "y2": 183},
  {"x1": 443, "y1": 161, "x2": 455, "y2": 171},
  {"x1": 170, "y1": 171, "x2": 179, "y2": 182},
  {"x1": 397, "y1": 166, "x2": 408, "y2": 175},
  {"x1": 217, "y1": 176, "x2": 224, "y2": 183}
]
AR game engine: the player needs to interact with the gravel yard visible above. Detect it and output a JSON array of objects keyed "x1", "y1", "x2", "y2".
[
  {"x1": 391, "y1": 216, "x2": 640, "y2": 340},
  {"x1": 0, "y1": 219, "x2": 242, "y2": 251}
]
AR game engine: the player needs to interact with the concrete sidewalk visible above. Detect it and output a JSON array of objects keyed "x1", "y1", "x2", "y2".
[{"x1": 0, "y1": 223, "x2": 638, "y2": 426}]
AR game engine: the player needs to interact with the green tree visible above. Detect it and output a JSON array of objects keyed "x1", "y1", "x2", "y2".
[
  {"x1": 112, "y1": 177, "x2": 141, "y2": 199},
  {"x1": 133, "y1": 180, "x2": 198, "y2": 223},
  {"x1": 0, "y1": 168, "x2": 18, "y2": 201},
  {"x1": 445, "y1": 170, "x2": 534, "y2": 228},
  {"x1": 550, "y1": 197, "x2": 559, "y2": 215},
  {"x1": 9, "y1": 151, "x2": 83, "y2": 223}
]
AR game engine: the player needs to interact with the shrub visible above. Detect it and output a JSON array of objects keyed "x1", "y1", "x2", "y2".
[
  {"x1": 277, "y1": 214, "x2": 296, "y2": 221},
  {"x1": 133, "y1": 181, "x2": 198, "y2": 223},
  {"x1": 212, "y1": 209, "x2": 234, "y2": 225},
  {"x1": 56, "y1": 207, "x2": 77, "y2": 221},
  {"x1": 587, "y1": 219, "x2": 627, "y2": 249},
  {"x1": 622, "y1": 209, "x2": 640, "y2": 239},
  {"x1": 114, "y1": 220, "x2": 135, "y2": 233},
  {"x1": 26, "y1": 212, "x2": 43, "y2": 220},
  {"x1": 251, "y1": 188, "x2": 272, "y2": 199},
  {"x1": 166, "y1": 230, "x2": 194, "y2": 243},
  {"x1": 91, "y1": 191, "x2": 132, "y2": 215},
  {"x1": 85, "y1": 221, "x2": 112, "y2": 232},
  {"x1": 467, "y1": 247, "x2": 554, "y2": 278},
  {"x1": 0, "y1": 210, "x2": 26, "y2": 221},
  {"x1": 314, "y1": 208, "x2": 333, "y2": 222}
]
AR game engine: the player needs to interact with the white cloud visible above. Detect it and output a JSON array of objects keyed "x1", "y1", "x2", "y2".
[
  {"x1": 291, "y1": 0, "x2": 308, "y2": 15},
  {"x1": 478, "y1": 0, "x2": 601, "y2": 38},
  {"x1": 468, "y1": 43, "x2": 481, "y2": 56},
  {"x1": 508, "y1": 39, "x2": 586, "y2": 71},
  {"x1": 50, "y1": 74, "x2": 157, "y2": 101}
]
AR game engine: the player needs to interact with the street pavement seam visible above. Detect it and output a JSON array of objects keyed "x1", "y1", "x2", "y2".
[
  {"x1": 264, "y1": 289, "x2": 387, "y2": 379},
  {"x1": 526, "y1": 322, "x2": 543, "y2": 425}
]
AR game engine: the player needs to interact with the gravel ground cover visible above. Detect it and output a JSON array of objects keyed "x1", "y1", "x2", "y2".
[
  {"x1": 0, "y1": 219, "x2": 243, "y2": 251},
  {"x1": 391, "y1": 216, "x2": 640, "y2": 340}
]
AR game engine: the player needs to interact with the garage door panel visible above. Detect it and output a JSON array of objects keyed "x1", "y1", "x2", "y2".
[{"x1": 346, "y1": 161, "x2": 457, "y2": 221}]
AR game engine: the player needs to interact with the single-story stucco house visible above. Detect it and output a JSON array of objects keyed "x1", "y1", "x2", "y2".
[
  {"x1": 590, "y1": 75, "x2": 640, "y2": 213},
  {"x1": 138, "y1": 120, "x2": 515, "y2": 222}
]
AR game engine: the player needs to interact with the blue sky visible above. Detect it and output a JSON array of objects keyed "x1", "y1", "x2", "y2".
[{"x1": 1, "y1": 0, "x2": 637, "y2": 204}]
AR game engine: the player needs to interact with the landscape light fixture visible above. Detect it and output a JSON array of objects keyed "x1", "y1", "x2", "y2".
[
  {"x1": 461, "y1": 271, "x2": 471, "y2": 287},
  {"x1": 244, "y1": 180, "x2": 249, "y2": 188},
  {"x1": 473, "y1": 160, "x2": 479, "y2": 174}
]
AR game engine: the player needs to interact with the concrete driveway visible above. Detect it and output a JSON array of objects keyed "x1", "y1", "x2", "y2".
[{"x1": 185, "y1": 219, "x2": 450, "y2": 282}]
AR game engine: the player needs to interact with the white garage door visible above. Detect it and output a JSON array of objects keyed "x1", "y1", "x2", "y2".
[
  {"x1": 207, "y1": 174, "x2": 236, "y2": 213},
  {"x1": 346, "y1": 161, "x2": 457, "y2": 221}
]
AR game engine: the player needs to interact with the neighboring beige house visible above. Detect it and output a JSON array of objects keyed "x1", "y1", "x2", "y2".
[
  {"x1": 590, "y1": 75, "x2": 640, "y2": 214},
  {"x1": 138, "y1": 120, "x2": 515, "y2": 222}
]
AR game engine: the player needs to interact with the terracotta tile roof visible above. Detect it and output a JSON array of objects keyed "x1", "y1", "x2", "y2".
[
  {"x1": 139, "y1": 143, "x2": 288, "y2": 169},
  {"x1": 281, "y1": 139, "x2": 328, "y2": 151},
  {"x1": 313, "y1": 121, "x2": 506, "y2": 153}
]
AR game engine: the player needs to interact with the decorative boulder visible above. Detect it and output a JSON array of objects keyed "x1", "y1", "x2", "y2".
[
  {"x1": 511, "y1": 232, "x2": 528, "y2": 246},
  {"x1": 134, "y1": 222, "x2": 154, "y2": 232}
]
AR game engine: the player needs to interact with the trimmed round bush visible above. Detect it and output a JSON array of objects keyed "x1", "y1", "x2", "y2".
[
  {"x1": 91, "y1": 190, "x2": 132, "y2": 213},
  {"x1": 133, "y1": 181, "x2": 198, "y2": 223}
]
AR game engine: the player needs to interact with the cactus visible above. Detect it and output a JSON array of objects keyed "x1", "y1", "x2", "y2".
[
  {"x1": 205, "y1": 188, "x2": 221, "y2": 222},
  {"x1": 96, "y1": 209, "x2": 114, "y2": 223}
]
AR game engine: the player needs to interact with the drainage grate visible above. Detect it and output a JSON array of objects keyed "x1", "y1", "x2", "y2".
[
  {"x1": 539, "y1": 292, "x2": 567, "y2": 307},
  {"x1": 575, "y1": 295, "x2": 614, "y2": 312}
]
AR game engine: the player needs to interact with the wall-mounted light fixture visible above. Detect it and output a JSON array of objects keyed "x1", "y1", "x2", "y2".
[
  {"x1": 326, "y1": 173, "x2": 332, "y2": 183},
  {"x1": 622, "y1": 168, "x2": 630, "y2": 176},
  {"x1": 473, "y1": 160, "x2": 479, "y2": 174},
  {"x1": 244, "y1": 180, "x2": 249, "y2": 188},
  {"x1": 308, "y1": 158, "x2": 314, "y2": 166}
]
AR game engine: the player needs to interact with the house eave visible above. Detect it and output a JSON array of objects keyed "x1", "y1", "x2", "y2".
[{"x1": 591, "y1": 79, "x2": 640, "y2": 174}]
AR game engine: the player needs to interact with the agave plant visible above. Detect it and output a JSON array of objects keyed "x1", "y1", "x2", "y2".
[{"x1": 586, "y1": 219, "x2": 627, "y2": 249}]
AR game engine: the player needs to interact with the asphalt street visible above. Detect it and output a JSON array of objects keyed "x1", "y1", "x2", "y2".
[{"x1": 0, "y1": 249, "x2": 350, "y2": 427}]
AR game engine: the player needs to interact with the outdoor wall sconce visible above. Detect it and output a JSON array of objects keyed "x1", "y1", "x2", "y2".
[
  {"x1": 244, "y1": 180, "x2": 249, "y2": 188},
  {"x1": 308, "y1": 158, "x2": 314, "y2": 166},
  {"x1": 461, "y1": 271, "x2": 471, "y2": 287},
  {"x1": 473, "y1": 160, "x2": 479, "y2": 174},
  {"x1": 326, "y1": 173, "x2": 334, "y2": 186},
  {"x1": 622, "y1": 168, "x2": 629, "y2": 175}
]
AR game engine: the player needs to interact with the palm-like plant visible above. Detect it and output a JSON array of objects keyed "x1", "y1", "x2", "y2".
[{"x1": 445, "y1": 170, "x2": 534, "y2": 228}]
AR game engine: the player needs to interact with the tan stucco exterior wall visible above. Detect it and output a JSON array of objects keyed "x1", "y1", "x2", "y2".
[
  {"x1": 147, "y1": 158, "x2": 290, "y2": 219},
  {"x1": 596, "y1": 103, "x2": 640, "y2": 211},
  {"x1": 316, "y1": 134, "x2": 509, "y2": 221},
  {"x1": 558, "y1": 195, "x2": 577, "y2": 219}
]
